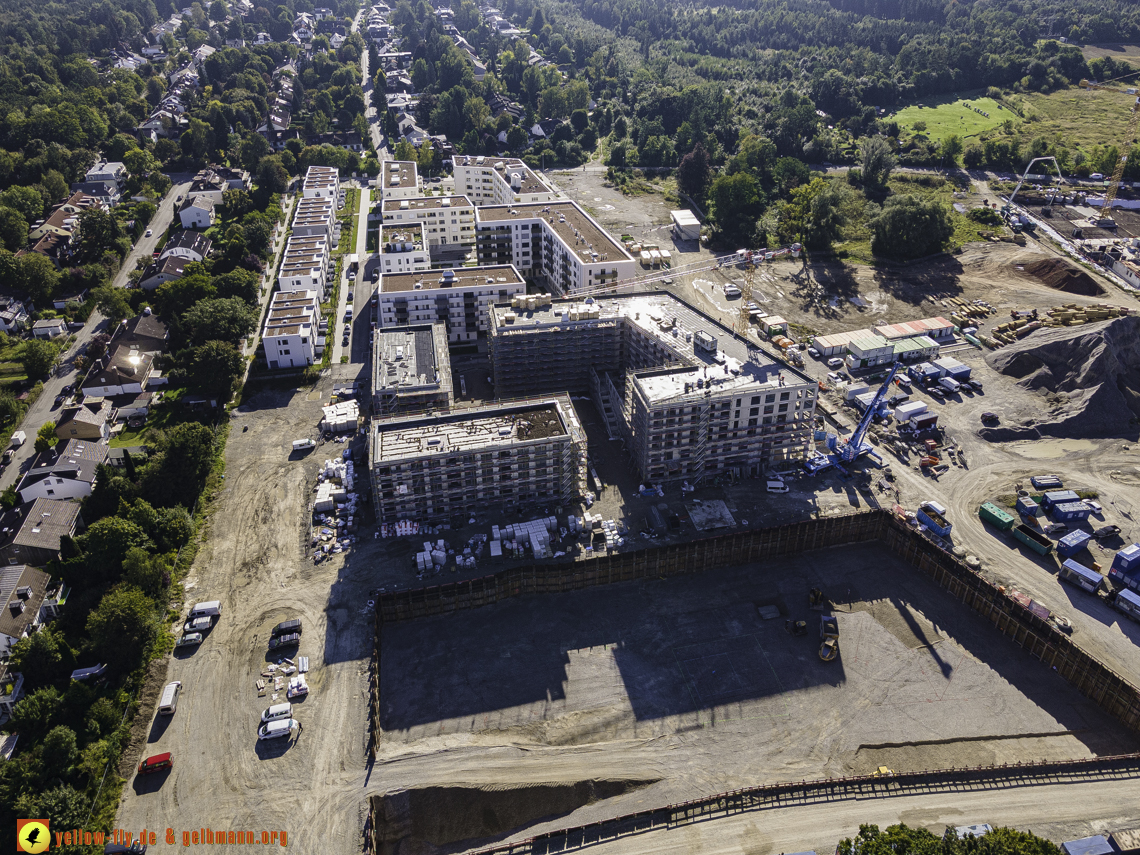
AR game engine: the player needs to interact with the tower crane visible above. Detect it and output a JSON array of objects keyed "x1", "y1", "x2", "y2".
[{"x1": 1098, "y1": 95, "x2": 1140, "y2": 226}]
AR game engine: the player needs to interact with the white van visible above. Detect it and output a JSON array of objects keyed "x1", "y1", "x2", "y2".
[
  {"x1": 257, "y1": 719, "x2": 297, "y2": 740},
  {"x1": 261, "y1": 703, "x2": 293, "y2": 724},
  {"x1": 189, "y1": 601, "x2": 222, "y2": 622},
  {"x1": 766, "y1": 480, "x2": 790, "y2": 494},
  {"x1": 158, "y1": 681, "x2": 182, "y2": 715},
  {"x1": 938, "y1": 376, "x2": 961, "y2": 394}
]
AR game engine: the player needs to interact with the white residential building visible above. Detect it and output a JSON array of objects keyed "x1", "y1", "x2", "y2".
[
  {"x1": 475, "y1": 200, "x2": 637, "y2": 295},
  {"x1": 381, "y1": 195, "x2": 475, "y2": 255},
  {"x1": 278, "y1": 235, "x2": 330, "y2": 297},
  {"x1": 376, "y1": 264, "x2": 526, "y2": 343},
  {"x1": 17, "y1": 439, "x2": 108, "y2": 503},
  {"x1": 159, "y1": 230, "x2": 212, "y2": 263},
  {"x1": 262, "y1": 290, "x2": 321, "y2": 369},
  {"x1": 178, "y1": 196, "x2": 215, "y2": 229},
  {"x1": 452, "y1": 155, "x2": 560, "y2": 205},
  {"x1": 291, "y1": 196, "x2": 335, "y2": 240},
  {"x1": 302, "y1": 165, "x2": 340, "y2": 200},
  {"x1": 378, "y1": 159, "x2": 420, "y2": 200},
  {"x1": 379, "y1": 223, "x2": 431, "y2": 274}
]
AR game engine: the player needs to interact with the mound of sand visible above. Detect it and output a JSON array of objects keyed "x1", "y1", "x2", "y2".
[
  {"x1": 1021, "y1": 258, "x2": 1106, "y2": 297},
  {"x1": 984, "y1": 315, "x2": 1140, "y2": 440}
]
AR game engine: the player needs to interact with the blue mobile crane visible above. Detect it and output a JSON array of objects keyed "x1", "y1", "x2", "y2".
[{"x1": 804, "y1": 362, "x2": 903, "y2": 474}]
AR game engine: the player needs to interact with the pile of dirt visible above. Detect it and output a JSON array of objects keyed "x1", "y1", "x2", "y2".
[
  {"x1": 984, "y1": 315, "x2": 1140, "y2": 440},
  {"x1": 371, "y1": 780, "x2": 656, "y2": 855},
  {"x1": 1021, "y1": 258, "x2": 1106, "y2": 296}
]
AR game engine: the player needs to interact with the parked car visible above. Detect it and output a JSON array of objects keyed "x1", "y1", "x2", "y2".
[
  {"x1": 1043, "y1": 522, "x2": 1068, "y2": 536},
  {"x1": 1087, "y1": 500, "x2": 1103, "y2": 514},
  {"x1": 348, "y1": 271, "x2": 356, "y2": 280},
  {"x1": 346, "y1": 290, "x2": 354, "y2": 302},
  {"x1": 826, "y1": 372, "x2": 844, "y2": 384},
  {"x1": 372, "y1": 269, "x2": 380, "y2": 281},
  {"x1": 137, "y1": 752, "x2": 173, "y2": 775},
  {"x1": 927, "y1": 387, "x2": 945, "y2": 400},
  {"x1": 261, "y1": 703, "x2": 293, "y2": 723},
  {"x1": 1093, "y1": 524, "x2": 1121, "y2": 540},
  {"x1": 342, "y1": 334, "x2": 350, "y2": 347},
  {"x1": 268, "y1": 632, "x2": 301, "y2": 650},
  {"x1": 807, "y1": 347, "x2": 820, "y2": 358},
  {"x1": 827, "y1": 357, "x2": 845, "y2": 369},
  {"x1": 184, "y1": 616, "x2": 212, "y2": 634},
  {"x1": 175, "y1": 632, "x2": 203, "y2": 648},
  {"x1": 257, "y1": 719, "x2": 297, "y2": 741},
  {"x1": 272, "y1": 619, "x2": 302, "y2": 636},
  {"x1": 145, "y1": 229, "x2": 153, "y2": 237}
]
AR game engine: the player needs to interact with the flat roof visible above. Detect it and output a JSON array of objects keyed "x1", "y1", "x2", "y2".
[
  {"x1": 373, "y1": 397, "x2": 574, "y2": 461},
  {"x1": 382, "y1": 160, "x2": 418, "y2": 189},
  {"x1": 382, "y1": 195, "x2": 473, "y2": 212},
  {"x1": 453, "y1": 155, "x2": 552, "y2": 195},
  {"x1": 477, "y1": 201, "x2": 631, "y2": 262},
  {"x1": 373, "y1": 323, "x2": 450, "y2": 395},
  {"x1": 671, "y1": 209, "x2": 700, "y2": 226},
  {"x1": 380, "y1": 223, "x2": 424, "y2": 251},
  {"x1": 491, "y1": 291, "x2": 816, "y2": 404},
  {"x1": 380, "y1": 264, "x2": 523, "y2": 294}
]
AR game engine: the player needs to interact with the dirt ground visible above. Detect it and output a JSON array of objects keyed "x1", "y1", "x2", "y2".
[{"x1": 114, "y1": 172, "x2": 1140, "y2": 853}]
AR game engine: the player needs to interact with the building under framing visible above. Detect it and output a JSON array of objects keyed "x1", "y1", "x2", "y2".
[
  {"x1": 369, "y1": 394, "x2": 585, "y2": 522},
  {"x1": 489, "y1": 292, "x2": 817, "y2": 482},
  {"x1": 371, "y1": 323, "x2": 453, "y2": 414}
]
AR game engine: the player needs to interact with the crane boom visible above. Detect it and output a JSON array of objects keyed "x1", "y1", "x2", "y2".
[
  {"x1": 1100, "y1": 96, "x2": 1140, "y2": 221},
  {"x1": 837, "y1": 362, "x2": 903, "y2": 463}
]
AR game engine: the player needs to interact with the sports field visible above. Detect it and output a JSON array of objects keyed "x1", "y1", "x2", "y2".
[{"x1": 893, "y1": 96, "x2": 1011, "y2": 141}]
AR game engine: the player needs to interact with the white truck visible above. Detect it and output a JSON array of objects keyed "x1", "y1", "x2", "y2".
[
  {"x1": 291, "y1": 438, "x2": 316, "y2": 452},
  {"x1": 10, "y1": 430, "x2": 26, "y2": 447}
]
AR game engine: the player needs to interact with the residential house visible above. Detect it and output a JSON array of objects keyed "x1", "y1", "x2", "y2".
[
  {"x1": 258, "y1": 107, "x2": 292, "y2": 135},
  {"x1": 160, "y1": 230, "x2": 212, "y2": 263},
  {"x1": 0, "y1": 565, "x2": 52, "y2": 655},
  {"x1": 115, "y1": 392, "x2": 154, "y2": 422},
  {"x1": 82, "y1": 346, "x2": 155, "y2": 398},
  {"x1": 179, "y1": 195, "x2": 216, "y2": 229},
  {"x1": 0, "y1": 499, "x2": 84, "y2": 567},
  {"x1": 139, "y1": 256, "x2": 187, "y2": 290},
  {"x1": 29, "y1": 232, "x2": 76, "y2": 267},
  {"x1": 305, "y1": 131, "x2": 364, "y2": 152},
  {"x1": 69, "y1": 181, "x2": 122, "y2": 207},
  {"x1": 85, "y1": 161, "x2": 128, "y2": 188},
  {"x1": 263, "y1": 128, "x2": 303, "y2": 151},
  {"x1": 17, "y1": 439, "x2": 108, "y2": 504},
  {"x1": 118, "y1": 311, "x2": 170, "y2": 352},
  {"x1": 262, "y1": 290, "x2": 321, "y2": 368},
  {"x1": 0, "y1": 298, "x2": 30, "y2": 333},
  {"x1": 27, "y1": 192, "x2": 104, "y2": 242},
  {"x1": 55, "y1": 399, "x2": 113, "y2": 441},
  {"x1": 191, "y1": 44, "x2": 217, "y2": 68},
  {"x1": 31, "y1": 319, "x2": 67, "y2": 339}
]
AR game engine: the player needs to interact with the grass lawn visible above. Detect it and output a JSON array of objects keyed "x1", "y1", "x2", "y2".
[
  {"x1": 1079, "y1": 44, "x2": 1140, "y2": 68},
  {"x1": 893, "y1": 95, "x2": 1012, "y2": 142},
  {"x1": 832, "y1": 174, "x2": 997, "y2": 266},
  {"x1": 1013, "y1": 86, "x2": 1140, "y2": 150},
  {"x1": 109, "y1": 387, "x2": 187, "y2": 447}
]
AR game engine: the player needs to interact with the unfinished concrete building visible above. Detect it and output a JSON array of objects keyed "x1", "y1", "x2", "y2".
[
  {"x1": 489, "y1": 293, "x2": 817, "y2": 482},
  {"x1": 371, "y1": 323, "x2": 453, "y2": 415},
  {"x1": 370, "y1": 395, "x2": 585, "y2": 522}
]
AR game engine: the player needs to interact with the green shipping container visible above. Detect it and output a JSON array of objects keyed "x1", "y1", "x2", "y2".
[{"x1": 979, "y1": 502, "x2": 1015, "y2": 530}]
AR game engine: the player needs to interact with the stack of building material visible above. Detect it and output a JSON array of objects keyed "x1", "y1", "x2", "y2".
[{"x1": 321, "y1": 400, "x2": 359, "y2": 433}]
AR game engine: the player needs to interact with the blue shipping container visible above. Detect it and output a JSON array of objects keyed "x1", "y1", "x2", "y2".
[
  {"x1": 1041, "y1": 490, "x2": 1080, "y2": 510},
  {"x1": 1113, "y1": 543, "x2": 1140, "y2": 573},
  {"x1": 1016, "y1": 496, "x2": 1039, "y2": 517},
  {"x1": 1052, "y1": 501, "x2": 1093, "y2": 522},
  {"x1": 1058, "y1": 529, "x2": 1092, "y2": 557}
]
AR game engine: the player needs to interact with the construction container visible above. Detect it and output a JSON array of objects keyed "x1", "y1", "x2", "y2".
[
  {"x1": 1051, "y1": 501, "x2": 1093, "y2": 523},
  {"x1": 1015, "y1": 496, "x2": 1039, "y2": 517},
  {"x1": 932, "y1": 356, "x2": 972, "y2": 380},
  {"x1": 910, "y1": 413, "x2": 938, "y2": 431},
  {"x1": 1062, "y1": 836, "x2": 1114, "y2": 855},
  {"x1": 894, "y1": 401, "x2": 928, "y2": 422},
  {"x1": 1110, "y1": 544, "x2": 1140, "y2": 585},
  {"x1": 916, "y1": 508, "x2": 952, "y2": 537},
  {"x1": 907, "y1": 362, "x2": 940, "y2": 382},
  {"x1": 1013, "y1": 523, "x2": 1054, "y2": 555},
  {"x1": 843, "y1": 384, "x2": 870, "y2": 402},
  {"x1": 1041, "y1": 490, "x2": 1080, "y2": 511},
  {"x1": 979, "y1": 502, "x2": 1015, "y2": 530},
  {"x1": 1058, "y1": 529, "x2": 1092, "y2": 557},
  {"x1": 1117, "y1": 589, "x2": 1140, "y2": 622},
  {"x1": 1059, "y1": 559, "x2": 1103, "y2": 593}
]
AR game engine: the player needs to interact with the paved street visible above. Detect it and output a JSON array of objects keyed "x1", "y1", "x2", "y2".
[{"x1": 0, "y1": 179, "x2": 191, "y2": 491}]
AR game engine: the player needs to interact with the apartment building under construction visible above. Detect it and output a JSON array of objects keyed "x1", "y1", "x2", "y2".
[
  {"x1": 488, "y1": 292, "x2": 817, "y2": 482},
  {"x1": 369, "y1": 394, "x2": 586, "y2": 523}
]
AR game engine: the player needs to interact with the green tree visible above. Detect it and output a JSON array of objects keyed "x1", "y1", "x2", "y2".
[
  {"x1": 9, "y1": 626, "x2": 69, "y2": 687},
  {"x1": 75, "y1": 208, "x2": 125, "y2": 262},
  {"x1": 868, "y1": 194, "x2": 954, "y2": 259},
  {"x1": 256, "y1": 156, "x2": 290, "y2": 194},
  {"x1": 143, "y1": 422, "x2": 217, "y2": 507},
  {"x1": 91, "y1": 285, "x2": 133, "y2": 322},
  {"x1": 837, "y1": 823, "x2": 1061, "y2": 855},
  {"x1": 34, "y1": 421, "x2": 58, "y2": 452},
  {"x1": 24, "y1": 340, "x2": 56, "y2": 383},
  {"x1": 0, "y1": 389, "x2": 25, "y2": 426},
  {"x1": 182, "y1": 296, "x2": 257, "y2": 345},
  {"x1": 78, "y1": 517, "x2": 154, "y2": 579},
  {"x1": 860, "y1": 136, "x2": 896, "y2": 188},
  {"x1": 709, "y1": 172, "x2": 763, "y2": 244},
  {"x1": 16, "y1": 252, "x2": 61, "y2": 305},
  {"x1": 212, "y1": 268, "x2": 259, "y2": 305},
  {"x1": 84, "y1": 697, "x2": 122, "y2": 741},
  {"x1": 942, "y1": 134, "x2": 964, "y2": 167},
  {"x1": 677, "y1": 144, "x2": 712, "y2": 200},
  {"x1": 0, "y1": 206, "x2": 27, "y2": 252},
  {"x1": 0, "y1": 185, "x2": 45, "y2": 223},
  {"x1": 773, "y1": 156, "x2": 812, "y2": 195},
  {"x1": 779, "y1": 178, "x2": 850, "y2": 248},
  {"x1": 122, "y1": 547, "x2": 170, "y2": 599},
  {"x1": 41, "y1": 725, "x2": 79, "y2": 774},
  {"x1": 9, "y1": 686, "x2": 62, "y2": 742},
  {"x1": 86, "y1": 585, "x2": 157, "y2": 665},
  {"x1": 184, "y1": 339, "x2": 245, "y2": 398}
]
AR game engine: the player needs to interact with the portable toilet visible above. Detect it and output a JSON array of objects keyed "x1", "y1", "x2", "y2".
[
  {"x1": 1016, "y1": 495, "x2": 1039, "y2": 517},
  {"x1": 1041, "y1": 490, "x2": 1080, "y2": 511},
  {"x1": 1057, "y1": 529, "x2": 1092, "y2": 557},
  {"x1": 1110, "y1": 544, "x2": 1140, "y2": 585},
  {"x1": 1052, "y1": 501, "x2": 1093, "y2": 523}
]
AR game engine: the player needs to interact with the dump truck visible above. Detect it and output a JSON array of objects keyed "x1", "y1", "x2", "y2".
[
  {"x1": 819, "y1": 614, "x2": 839, "y2": 662},
  {"x1": 916, "y1": 507, "x2": 952, "y2": 537},
  {"x1": 1013, "y1": 523, "x2": 1054, "y2": 556}
]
